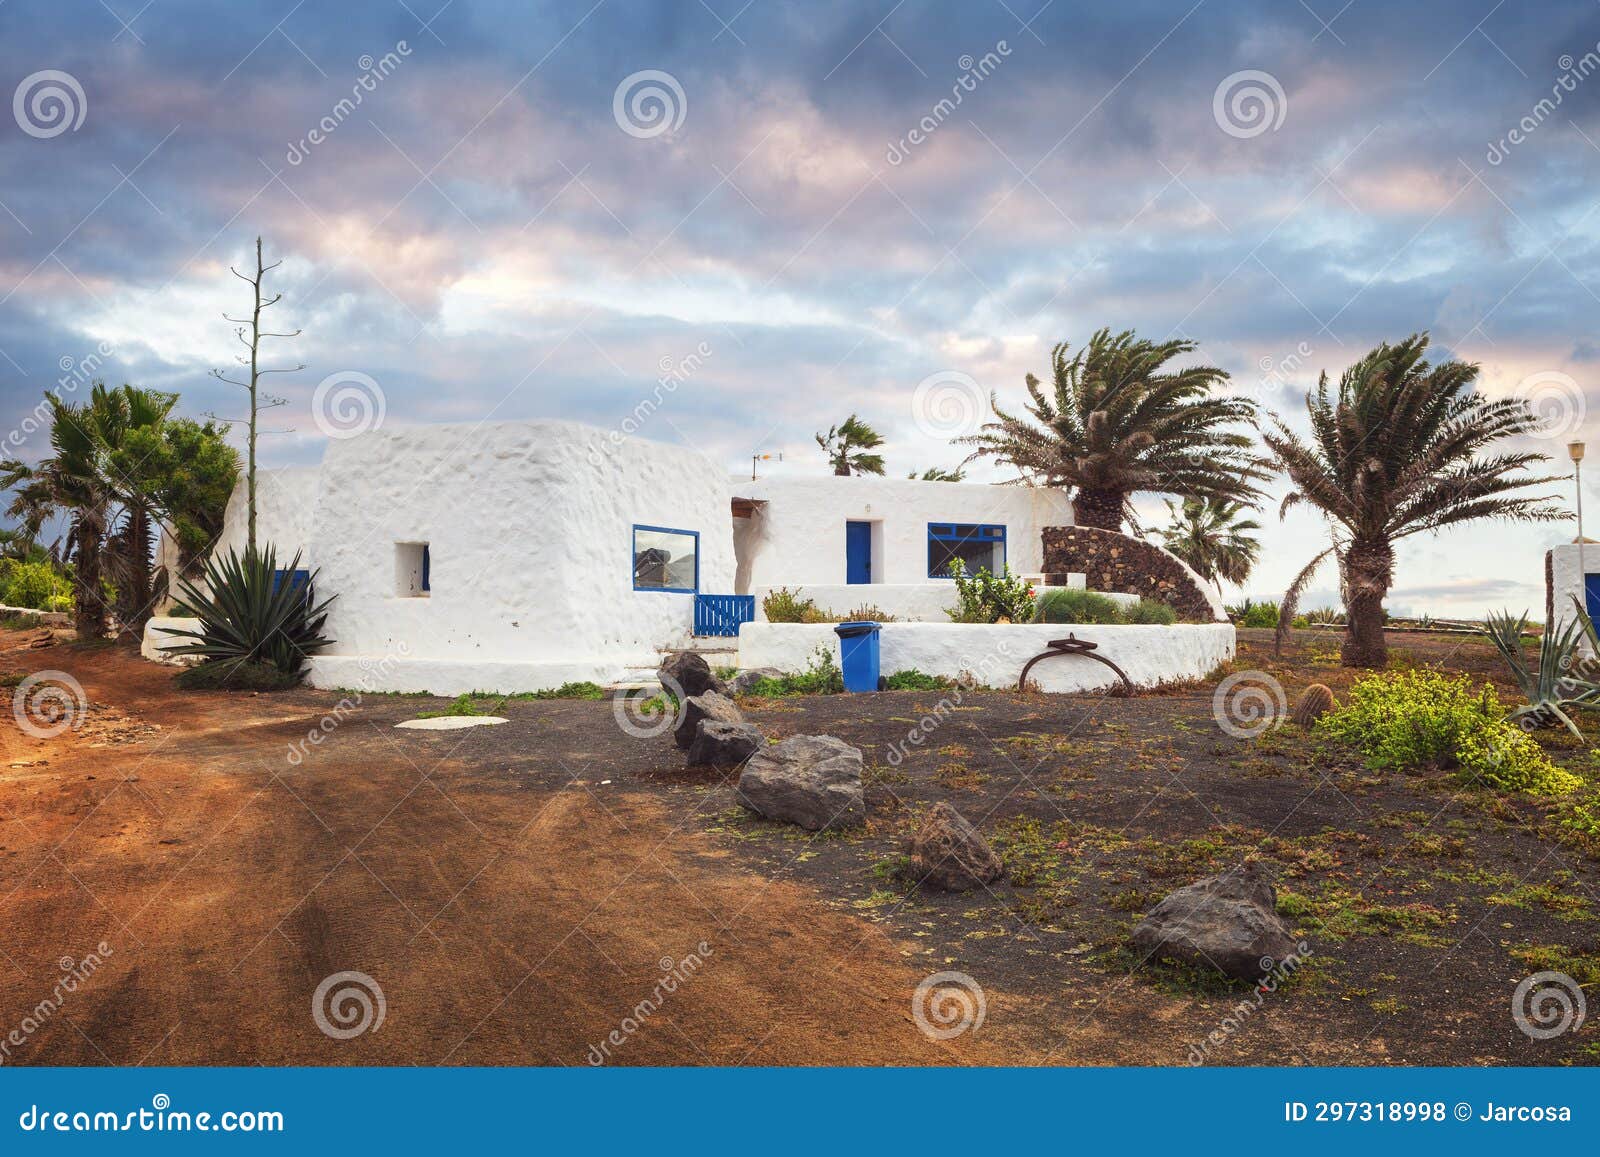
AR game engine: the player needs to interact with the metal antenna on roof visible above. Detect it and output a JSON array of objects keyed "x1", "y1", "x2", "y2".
[{"x1": 751, "y1": 451, "x2": 783, "y2": 481}]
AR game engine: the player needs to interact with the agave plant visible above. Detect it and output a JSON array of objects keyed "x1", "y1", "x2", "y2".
[
  {"x1": 161, "y1": 544, "x2": 334, "y2": 679},
  {"x1": 1482, "y1": 609, "x2": 1600, "y2": 738}
]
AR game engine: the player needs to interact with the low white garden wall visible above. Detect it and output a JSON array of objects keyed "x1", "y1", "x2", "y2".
[
  {"x1": 752, "y1": 577, "x2": 1093, "y2": 623},
  {"x1": 738, "y1": 621, "x2": 1236, "y2": 694},
  {"x1": 141, "y1": 617, "x2": 203, "y2": 666}
]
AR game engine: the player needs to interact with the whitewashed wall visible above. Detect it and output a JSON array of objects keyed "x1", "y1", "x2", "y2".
[
  {"x1": 298, "y1": 421, "x2": 735, "y2": 692},
  {"x1": 1548, "y1": 543, "x2": 1597, "y2": 646},
  {"x1": 215, "y1": 466, "x2": 322, "y2": 561},
  {"x1": 733, "y1": 476, "x2": 1074, "y2": 591},
  {"x1": 738, "y1": 622, "x2": 1236, "y2": 693},
  {"x1": 154, "y1": 465, "x2": 322, "y2": 610},
  {"x1": 751, "y1": 578, "x2": 1090, "y2": 623}
]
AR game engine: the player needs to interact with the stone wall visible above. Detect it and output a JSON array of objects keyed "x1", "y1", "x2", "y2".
[{"x1": 1040, "y1": 526, "x2": 1224, "y2": 622}]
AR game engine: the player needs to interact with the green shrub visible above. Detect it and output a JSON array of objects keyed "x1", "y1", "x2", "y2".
[
  {"x1": 840, "y1": 604, "x2": 896, "y2": 622},
  {"x1": 1318, "y1": 668, "x2": 1581, "y2": 795},
  {"x1": 1239, "y1": 601, "x2": 1281, "y2": 629},
  {"x1": 946, "y1": 560, "x2": 1035, "y2": 623},
  {"x1": 1034, "y1": 588, "x2": 1125, "y2": 624},
  {"x1": 0, "y1": 559, "x2": 69, "y2": 611},
  {"x1": 747, "y1": 645, "x2": 845, "y2": 696},
  {"x1": 762, "y1": 586, "x2": 828, "y2": 623},
  {"x1": 882, "y1": 668, "x2": 952, "y2": 691},
  {"x1": 1123, "y1": 596, "x2": 1178, "y2": 625},
  {"x1": 526, "y1": 680, "x2": 607, "y2": 700}
]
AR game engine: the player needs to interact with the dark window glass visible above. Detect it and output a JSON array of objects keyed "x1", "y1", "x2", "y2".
[{"x1": 927, "y1": 523, "x2": 1005, "y2": 578}]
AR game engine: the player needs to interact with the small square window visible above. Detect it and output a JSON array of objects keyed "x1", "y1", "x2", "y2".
[
  {"x1": 633, "y1": 525, "x2": 698, "y2": 592},
  {"x1": 396, "y1": 542, "x2": 430, "y2": 597}
]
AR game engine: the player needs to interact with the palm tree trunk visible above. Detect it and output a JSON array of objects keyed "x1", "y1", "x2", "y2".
[
  {"x1": 1342, "y1": 536, "x2": 1392, "y2": 668},
  {"x1": 123, "y1": 503, "x2": 153, "y2": 636},
  {"x1": 1072, "y1": 488, "x2": 1125, "y2": 531},
  {"x1": 73, "y1": 512, "x2": 107, "y2": 640}
]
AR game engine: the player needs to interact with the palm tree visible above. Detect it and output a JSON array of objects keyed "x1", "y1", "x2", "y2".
[
  {"x1": 816, "y1": 415, "x2": 886, "y2": 476},
  {"x1": 1158, "y1": 496, "x2": 1261, "y2": 596},
  {"x1": 1, "y1": 384, "x2": 178, "y2": 639},
  {"x1": 959, "y1": 328, "x2": 1270, "y2": 530},
  {"x1": 91, "y1": 384, "x2": 177, "y2": 634},
  {"x1": 909, "y1": 466, "x2": 966, "y2": 482},
  {"x1": 1264, "y1": 334, "x2": 1567, "y2": 668},
  {"x1": 2, "y1": 398, "x2": 113, "y2": 637}
]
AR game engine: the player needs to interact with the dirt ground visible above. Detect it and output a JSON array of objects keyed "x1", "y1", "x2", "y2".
[{"x1": 1, "y1": 623, "x2": 1597, "y2": 1067}]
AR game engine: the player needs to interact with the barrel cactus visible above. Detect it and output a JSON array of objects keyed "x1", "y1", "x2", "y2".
[{"x1": 1291, "y1": 683, "x2": 1335, "y2": 727}]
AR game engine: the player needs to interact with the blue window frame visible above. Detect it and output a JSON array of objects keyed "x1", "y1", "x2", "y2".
[
  {"x1": 633, "y1": 524, "x2": 699, "y2": 593},
  {"x1": 927, "y1": 522, "x2": 1006, "y2": 578},
  {"x1": 421, "y1": 544, "x2": 430, "y2": 593}
]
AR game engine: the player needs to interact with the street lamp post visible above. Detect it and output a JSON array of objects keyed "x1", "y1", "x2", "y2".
[{"x1": 1571, "y1": 440, "x2": 1587, "y2": 617}]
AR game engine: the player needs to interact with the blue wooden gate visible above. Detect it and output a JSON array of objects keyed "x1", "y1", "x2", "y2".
[{"x1": 694, "y1": 594, "x2": 755, "y2": 637}]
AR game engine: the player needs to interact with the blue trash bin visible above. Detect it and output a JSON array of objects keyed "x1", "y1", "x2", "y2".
[{"x1": 834, "y1": 621, "x2": 883, "y2": 693}]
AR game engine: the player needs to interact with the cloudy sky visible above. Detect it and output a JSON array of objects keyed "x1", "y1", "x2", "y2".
[{"x1": 3, "y1": 0, "x2": 1598, "y2": 616}]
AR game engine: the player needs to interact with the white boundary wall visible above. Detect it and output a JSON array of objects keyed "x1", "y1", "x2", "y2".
[
  {"x1": 738, "y1": 621, "x2": 1236, "y2": 694},
  {"x1": 141, "y1": 617, "x2": 202, "y2": 665}
]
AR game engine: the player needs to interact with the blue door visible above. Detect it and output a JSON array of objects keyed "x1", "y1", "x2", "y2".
[
  {"x1": 845, "y1": 521, "x2": 872, "y2": 585},
  {"x1": 1586, "y1": 572, "x2": 1600, "y2": 623}
]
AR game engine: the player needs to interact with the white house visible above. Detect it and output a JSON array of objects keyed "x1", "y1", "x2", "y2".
[
  {"x1": 732, "y1": 475, "x2": 1078, "y2": 622},
  {"x1": 145, "y1": 418, "x2": 1234, "y2": 694}
]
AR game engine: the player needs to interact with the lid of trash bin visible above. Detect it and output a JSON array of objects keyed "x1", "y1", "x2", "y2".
[{"x1": 834, "y1": 621, "x2": 882, "y2": 637}]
